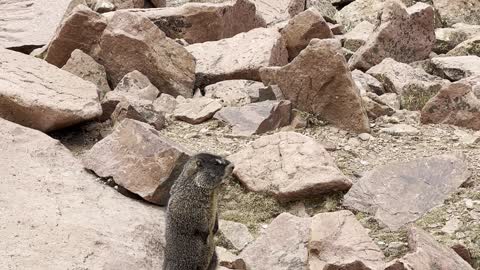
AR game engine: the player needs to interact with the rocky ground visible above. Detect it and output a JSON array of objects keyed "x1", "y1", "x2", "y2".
[{"x1": 1, "y1": 0, "x2": 480, "y2": 269}]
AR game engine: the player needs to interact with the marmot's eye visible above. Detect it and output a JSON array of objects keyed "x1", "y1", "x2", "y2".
[{"x1": 196, "y1": 160, "x2": 203, "y2": 167}]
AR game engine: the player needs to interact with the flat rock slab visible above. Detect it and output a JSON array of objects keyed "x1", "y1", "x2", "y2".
[
  {"x1": 429, "y1": 56, "x2": 480, "y2": 81},
  {"x1": 94, "y1": 11, "x2": 196, "y2": 97},
  {"x1": 204, "y1": 80, "x2": 274, "y2": 106},
  {"x1": 0, "y1": 48, "x2": 102, "y2": 132},
  {"x1": 186, "y1": 27, "x2": 288, "y2": 87},
  {"x1": 229, "y1": 132, "x2": 352, "y2": 201},
  {"x1": 121, "y1": 0, "x2": 265, "y2": 44},
  {"x1": 174, "y1": 97, "x2": 223, "y2": 124},
  {"x1": 343, "y1": 154, "x2": 471, "y2": 230},
  {"x1": 349, "y1": 2, "x2": 435, "y2": 71},
  {"x1": 0, "y1": 118, "x2": 165, "y2": 269},
  {"x1": 309, "y1": 210, "x2": 385, "y2": 270},
  {"x1": 385, "y1": 226, "x2": 474, "y2": 270},
  {"x1": 214, "y1": 100, "x2": 292, "y2": 136},
  {"x1": 83, "y1": 119, "x2": 191, "y2": 205},
  {"x1": 239, "y1": 213, "x2": 311, "y2": 270},
  {"x1": 261, "y1": 38, "x2": 370, "y2": 133},
  {"x1": 0, "y1": 0, "x2": 72, "y2": 52},
  {"x1": 421, "y1": 82, "x2": 480, "y2": 130}
]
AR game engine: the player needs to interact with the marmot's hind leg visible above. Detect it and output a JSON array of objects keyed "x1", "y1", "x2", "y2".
[{"x1": 206, "y1": 251, "x2": 218, "y2": 270}]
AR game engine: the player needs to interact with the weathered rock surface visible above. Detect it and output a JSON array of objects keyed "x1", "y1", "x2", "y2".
[
  {"x1": 352, "y1": 69, "x2": 385, "y2": 95},
  {"x1": 204, "y1": 80, "x2": 274, "y2": 106},
  {"x1": 111, "y1": 100, "x2": 166, "y2": 130},
  {"x1": 111, "y1": 0, "x2": 144, "y2": 9},
  {"x1": 122, "y1": 0, "x2": 265, "y2": 44},
  {"x1": 343, "y1": 21, "x2": 376, "y2": 52},
  {"x1": 83, "y1": 119, "x2": 191, "y2": 205},
  {"x1": 219, "y1": 220, "x2": 254, "y2": 251},
  {"x1": 250, "y1": 0, "x2": 305, "y2": 26},
  {"x1": 447, "y1": 35, "x2": 480, "y2": 57},
  {"x1": 434, "y1": 24, "x2": 480, "y2": 54},
  {"x1": 229, "y1": 132, "x2": 352, "y2": 201},
  {"x1": 240, "y1": 213, "x2": 311, "y2": 270},
  {"x1": 309, "y1": 210, "x2": 385, "y2": 270},
  {"x1": 93, "y1": 11, "x2": 196, "y2": 97},
  {"x1": 187, "y1": 28, "x2": 288, "y2": 87},
  {"x1": 261, "y1": 39, "x2": 370, "y2": 133},
  {"x1": 214, "y1": 100, "x2": 292, "y2": 136},
  {"x1": 334, "y1": 0, "x2": 414, "y2": 31},
  {"x1": 0, "y1": 48, "x2": 102, "y2": 132},
  {"x1": 44, "y1": 5, "x2": 107, "y2": 68},
  {"x1": 343, "y1": 154, "x2": 470, "y2": 230},
  {"x1": 363, "y1": 95, "x2": 396, "y2": 119},
  {"x1": 428, "y1": 56, "x2": 480, "y2": 81},
  {"x1": 381, "y1": 124, "x2": 420, "y2": 136},
  {"x1": 281, "y1": 8, "x2": 333, "y2": 61},
  {"x1": 153, "y1": 94, "x2": 179, "y2": 114},
  {"x1": 349, "y1": 2, "x2": 435, "y2": 71},
  {"x1": 421, "y1": 83, "x2": 480, "y2": 130},
  {"x1": 174, "y1": 98, "x2": 223, "y2": 124},
  {"x1": 432, "y1": 0, "x2": 480, "y2": 27},
  {"x1": 114, "y1": 70, "x2": 160, "y2": 102},
  {"x1": 459, "y1": 75, "x2": 480, "y2": 99},
  {"x1": 0, "y1": 0, "x2": 72, "y2": 52},
  {"x1": 62, "y1": 49, "x2": 111, "y2": 100},
  {"x1": 367, "y1": 58, "x2": 448, "y2": 110},
  {"x1": 306, "y1": 0, "x2": 337, "y2": 22},
  {"x1": 0, "y1": 118, "x2": 165, "y2": 269},
  {"x1": 385, "y1": 226, "x2": 475, "y2": 270}
]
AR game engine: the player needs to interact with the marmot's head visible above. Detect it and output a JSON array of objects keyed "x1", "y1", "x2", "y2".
[{"x1": 190, "y1": 153, "x2": 234, "y2": 190}]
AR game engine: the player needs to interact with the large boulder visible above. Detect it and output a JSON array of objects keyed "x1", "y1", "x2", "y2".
[
  {"x1": 421, "y1": 83, "x2": 480, "y2": 130},
  {"x1": 93, "y1": 11, "x2": 196, "y2": 97},
  {"x1": 432, "y1": 0, "x2": 480, "y2": 27},
  {"x1": 349, "y1": 1, "x2": 435, "y2": 71},
  {"x1": 428, "y1": 56, "x2": 480, "y2": 81},
  {"x1": 187, "y1": 28, "x2": 288, "y2": 87},
  {"x1": 366, "y1": 58, "x2": 449, "y2": 110},
  {"x1": 0, "y1": 118, "x2": 165, "y2": 269},
  {"x1": 229, "y1": 132, "x2": 352, "y2": 201},
  {"x1": 0, "y1": 0, "x2": 72, "y2": 53},
  {"x1": 62, "y1": 49, "x2": 111, "y2": 100},
  {"x1": 0, "y1": 48, "x2": 102, "y2": 132},
  {"x1": 309, "y1": 210, "x2": 385, "y2": 270},
  {"x1": 44, "y1": 5, "x2": 108, "y2": 68},
  {"x1": 280, "y1": 8, "x2": 334, "y2": 61},
  {"x1": 122, "y1": 0, "x2": 265, "y2": 44},
  {"x1": 250, "y1": 0, "x2": 305, "y2": 26},
  {"x1": 83, "y1": 119, "x2": 191, "y2": 205},
  {"x1": 214, "y1": 100, "x2": 292, "y2": 136},
  {"x1": 343, "y1": 154, "x2": 470, "y2": 230},
  {"x1": 240, "y1": 213, "x2": 311, "y2": 270},
  {"x1": 260, "y1": 39, "x2": 370, "y2": 133},
  {"x1": 385, "y1": 227, "x2": 474, "y2": 270}
]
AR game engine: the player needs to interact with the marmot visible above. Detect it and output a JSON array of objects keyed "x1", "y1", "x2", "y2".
[{"x1": 163, "y1": 153, "x2": 234, "y2": 270}]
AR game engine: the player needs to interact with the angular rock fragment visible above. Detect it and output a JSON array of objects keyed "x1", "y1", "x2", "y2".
[
  {"x1": 429, "y1": 56, "x2": 480, "y2": 81},
  {"x1": 0, "y1": 118, "x2": 165, "y2": 269},
  {"x1": 153, "y1": 93, "x2": 179, "y2": 114},
  {"x1": 343, "y1": 21, "x2": 375, "y2": 52},
  {"x1": 174, "y1": 98, "x2": 222, "y2": 124},
  {"x1": 229, "y1": 132, "x2": 352, "y2": 201},
  {"x1": 261, "y1": 39, "x2": 370, "y2": 133},
  {"x1": 381, "y1": 124, "x2": 419, "y2": 136},
  {"x1": 83, "y1": 119, "x2": 191, "y2": 205},
  {"x1": 421, "y1": 83, "x2": 480, "y2": 130},
  {"x1": 280, "y1": 8, "x2": 333, "y2": 60},
  {"x1": 447, "y1": 35, "x2": 480, "y2": 57},
  {"x1": 458, "y1": 75, "x2": 480, "y2": 99},
  {"x1": 215, "y1": 100, "x2": 292, "y2": 136},
  {"x1": 367, "y1": 58, "x2": 448, "y2": 110},
  {"x1": 349, "y1": 2, "x2": 435, "y2": 71},
  {"x1": 62, "y1": 49, "x2": 111, "y2": 100},
  {"x1": 363, "y1": 94, "x2": 396, "y2": 119},
  {"x1": 434, "y1": 24, "x2": 480, "y2": 54},
  {"x1": 114, "y1": 70, "x2": 160, "y2": 101},
  {"x1": 240, "y1": 213, "x2": 311, "y2": 270},
  {"x1": 306, "y1": 0, "x2": 337, "y2": 22},
  {"x1": 432, "y1": 0, "x2": 480, "y2": 27},
  {"x1": 45, "y1": 5, "x2": 108, "y2": 68},
  {"x1": 111, "y1": 100, "x2": 166, "y2": 130},
  {"x1": 352, "y1": 69, "x2": 385, "y2": 95},
  {"x1": 0, "y1": 0, "x2": 72, "y2": 53},
  {"x1": 250, "y1": 0, "x2": 305, "y2": 26},
  {"x1": 343, "y1": 154, "x2": 470, "y2": 230},
  {"x1": 94, "y1": 11, "x2": 196, "y2": 97},
  {"x1": 123, "y1": 0, "x2": 265, "y2": 44},
  {"x1": 0, "y1": 48, "x2": 102, "y2": 132},
  {"x1": 187, "y1": 28, "x2": 288, "y2": 87},
  {"x1": 219, "y1": 220, "x2": 254, "y2": 251},
  {"x1": 309, "y1": 210, "x2": 385, "y2": 270},
  {"x1": 204, "y1": 80, "x2": 274, "y2": 106},
  {"x1": 384, "y1": 226, "x2": 474, "y2": 270}
]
